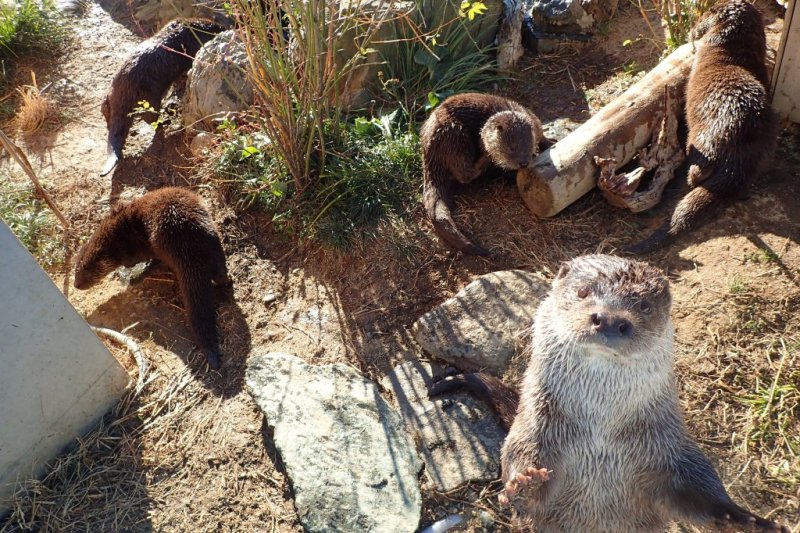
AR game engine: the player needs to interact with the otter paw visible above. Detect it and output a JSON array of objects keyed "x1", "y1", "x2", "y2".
[
  {"x1": 499, "y1": 467, "x2": 549, "y2": 506},
  {"x1": 713, "y1": 506, "x2": 789, "y2": 533}
]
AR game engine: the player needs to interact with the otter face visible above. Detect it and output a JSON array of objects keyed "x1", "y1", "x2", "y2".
[
  {"x1": 481, "y1": 111, "x2": 537, "y2": 170},
  {"x1": 74, "y1": 248, "x2": 117, "y2": 290},
  {"x1": 544, "y1": 254, "x2": 672, "y2": 363},
  {"x1": 73, "y1": 215, "x2": 124, "y2": 290}
]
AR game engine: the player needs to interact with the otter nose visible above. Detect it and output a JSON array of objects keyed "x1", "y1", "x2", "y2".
[
  {"x1": 590, "y1": 313, "x2": 633, "y2": 338},
  {"x1": 518, "y1": 160, "x2": 529, "y2": 169}
]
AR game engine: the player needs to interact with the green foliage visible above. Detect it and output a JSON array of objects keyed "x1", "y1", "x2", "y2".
[
  {"x1": 302, "y1": 113, "x2": 421, "y2": 248},
  {"x1": 217, "y1": 111, "x2": 421, "y2": 248},
  {"x1": 0, "y1": 181, "x2": 64, "y2": 267},
  {"x1": 0, "y1": 0, "x2": 70, "y2": 63},
  {"x1": 377, "y1": 0, "x2": 498, "y2": 120},
  {"x1": 637, "y1": 0, "x2": 714, "y2": 50}
]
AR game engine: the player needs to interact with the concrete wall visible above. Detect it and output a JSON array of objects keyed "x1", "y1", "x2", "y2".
[{"x1": 0, "y1": 222, "x2": 129, "y2": 513}]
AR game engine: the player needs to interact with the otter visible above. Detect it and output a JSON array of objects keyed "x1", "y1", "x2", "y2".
[
  {"x1": 430, "y1": 255, "x2": 788, "y2": 532},
  {"x1": 420, "y1": 93, "x2": 547, "y2": 256},
  {"x1": 628, "y1": 0, "x2": 776, "y2": 254},
  {"x1": 74, "y1": 187, "x2": 231, "y2": 369},
  {"x1": 100, "y1": 19, "x2": 224, "y2": 176}
]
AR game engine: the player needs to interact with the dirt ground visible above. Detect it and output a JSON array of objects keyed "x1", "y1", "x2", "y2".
[{"x1": 1, "y1": 0, "x2": 798, "y2": 531}]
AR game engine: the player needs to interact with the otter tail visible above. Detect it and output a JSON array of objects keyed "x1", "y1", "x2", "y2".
[
  {"x1": 626, "y1": 183, "x2": 730, "y2": 255},
  {"x1": 423, "y1": 181, "x2": 489, "y2": 256},
  {"x1": 177, "y1": 268, "x2": 222, "y2": 369},
  {"x1": 429, "y1": 372, "x2": 518, "y2": 430}
]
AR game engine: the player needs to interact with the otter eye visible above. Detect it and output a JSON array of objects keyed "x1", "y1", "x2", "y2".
[
  {"x1": 577, "y1": 286, "x2": 590, "y2": 299},
  {"x1": 639, "y1": 300, "x2": 652, "y2": 314}
]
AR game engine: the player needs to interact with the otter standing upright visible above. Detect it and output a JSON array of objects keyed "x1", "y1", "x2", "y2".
[
  {"x1": 74, "y1": 188, "x2": 230, "y2": 369},
  {"x1": 628, "y1": 0, "x2": 776, "y2": 253},
  {"x1": 420, "y1": 93, "x2": 546, "y2": 256},
  {"x1": 100, "y1": 20, "x2": 224, "y2": 176},
  {"x1": 431, "y1": 255, "x2": 788, "y2": 532}
]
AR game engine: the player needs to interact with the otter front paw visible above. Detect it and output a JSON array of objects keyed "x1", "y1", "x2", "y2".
[
  {"x1": 498, "y1": 467, "x2": 549, "y2": 506},
  {"x1": 711, "y1": 503, "x2": 788, "y2": 533}
]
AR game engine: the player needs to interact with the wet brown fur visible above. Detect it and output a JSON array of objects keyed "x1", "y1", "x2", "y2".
[
  {"x1": 101, "y1": 19, "x2": 224, "y2": 167},
  {"x1": 74, "y1": 187, "x2": 230, "y2": 369},
  {"x1": 628, "y1": 0, "x2": 776, "y2": 253},
  {"x1": 431, "y1": 255, "x2": 788, "y2": 532},
  {"x1": 420, "y1": 93, "x2": 545, "y2": 256}
]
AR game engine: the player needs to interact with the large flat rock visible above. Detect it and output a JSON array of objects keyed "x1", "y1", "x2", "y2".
[
  {"x1": 383, "y1": 361, "x2": 505, "y2": 491},
  {"x1": 246, "y1": 352, "x2": 421, "y2": 533},
  {"x1": 413, "y1": 270, "x2": 548, "y2": 372}
]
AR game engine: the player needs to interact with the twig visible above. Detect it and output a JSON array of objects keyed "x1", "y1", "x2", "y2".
[
  {"x1": 0, "y1": 128, "x2": 70, "y2": 228},
  {"x1": 91, "y1": 325, "x2": 150, "y2": 394}
]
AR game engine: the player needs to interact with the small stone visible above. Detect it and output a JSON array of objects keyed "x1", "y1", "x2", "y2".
[
  {"x1": 189, "y1": 132, "x2": 216, "y2": 157},
  {"x1": 479, "y1": 510, "x2": 496, "y2": 529},
  {"x1": 413, "y1": 270, "x2": 548, "y2": 372},
  {"x1": 263, "y1": 292, "x2": 276, "y2": 305}
]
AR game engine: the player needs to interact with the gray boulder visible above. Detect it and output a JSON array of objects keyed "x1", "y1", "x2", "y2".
[
  {"x1": 184, "y1": 30, "x2": 254, "y2": 130},
  {"x1": 383, "y1": 361, "x2": 505, "y2": 491},
  {"x1": 413, "y1": 270, "x2": 548, "y2": 372},
  {"x1": 246, "y1": 352, "x2": 422, "y2": 533}
]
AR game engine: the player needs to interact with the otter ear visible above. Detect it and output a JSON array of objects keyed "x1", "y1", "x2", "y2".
[{"x1": 555, "y1": 262, "x2": 570, "y2": 280}]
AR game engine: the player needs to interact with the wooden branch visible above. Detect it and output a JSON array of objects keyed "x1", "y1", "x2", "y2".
[
  {"x1": 0, "y1": 128, "x2": 70, "y2": 229},
  {"x1": 91, "y1": 325, "x2": 150, "y2": 394},
  {"x1": 596, "y1": 83, "x2": 685, "y2": 212},
  {"x1": 516, "y1": 43, "x2": 694, "y2": 218}
]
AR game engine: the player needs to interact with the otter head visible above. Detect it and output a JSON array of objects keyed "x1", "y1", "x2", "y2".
[
  {"x1": 73, "y1": 209, "x2": 126, "y2": 290},
  {"x1": 480, "y1": 111, "x2": 538, "y2": 170},
  {"x1": 541, "y1": 254, "x2": 672, "y2": 365},
  {"x1": 690, "y1": 0, "x2": 764, "y2": 50}
]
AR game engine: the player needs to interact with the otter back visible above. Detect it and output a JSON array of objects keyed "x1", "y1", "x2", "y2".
[
  {"x1": 74, "y1": 187, "x2": 230, "y2": 369},
  {"x1": 100, "y1": 20, "x2": 224, "y2": 176},
  {"x1": 420, "y1": 92, "x2": 545, "y2": 255}
]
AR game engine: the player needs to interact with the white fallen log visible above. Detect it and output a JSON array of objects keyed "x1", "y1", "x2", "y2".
[
  {"x1": 596, "y1": 83, "x2": 685, "y2": 212},
  {"x1": 516, "y1": 43, "x2": 694, "y2": 218}
]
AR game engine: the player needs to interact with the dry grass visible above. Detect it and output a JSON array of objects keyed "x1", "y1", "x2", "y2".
[{"x1": 13, "y1": 72, "x2": 55, "y2": 135}]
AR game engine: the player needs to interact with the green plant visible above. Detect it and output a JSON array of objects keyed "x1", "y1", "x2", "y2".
[
  {"x1": 232, "y1": 0, "x2": 397, "y2": 192},
  {"x1": 738, "y1": 343, "x2": 799, "y2": 483},
  {"x1": 728, "y1": 276, "x2": 747, "y2": 294},
  {"x1": 0, "y1": 0, "x2": 70, "y2": 63},
  {"x1": 634, "y1": 0, "x2": 714, "y2": 50},
  {"x1": 301, "y1": 113, "x2": 421, "y2": 248},
  {"x1": 377, "y1": 0, "x2": 498, "y2": 120},
  {"x1": 216, "y1": 110, "x2": 421, "y2": 248},
  {"x1": 0, "y1": 181, "x2": 64, "y2": 267}
]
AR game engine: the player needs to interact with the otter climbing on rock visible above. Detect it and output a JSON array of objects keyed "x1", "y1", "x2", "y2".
[
  {"x1": 100, "y1": 19, "x2": 224, "y2": 176},
  {"x1": 628, "y1": 0, "x2": 776, "y2": 254},
  {"x1": 431, "y1": 254, "x2": 788, "y2": 532},
  {"x1": 74, "y1": 187, "x2": 230, "y2": 369},
  {"x1": 420, "y1": 93, "x2": 547, "y2": 256}
]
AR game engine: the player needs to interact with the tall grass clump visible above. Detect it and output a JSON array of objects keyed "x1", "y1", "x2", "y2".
[
  {"x1": 232, "y1": 0, "x2": 396, "y2": 192},
  {"x1": 378, "y1": 0, "x2": 498, "y2": 120},
  {"x1": 225, "y1": 0, "x2": 496, "y2": 247},
  {"x1": 635, "y1": 0, "x2": 714, "y2": 49}
]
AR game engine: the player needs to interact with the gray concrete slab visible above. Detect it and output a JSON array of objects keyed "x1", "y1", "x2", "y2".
[{"x1": 0, "y1": 222, "x2": 129, "y2": 513}]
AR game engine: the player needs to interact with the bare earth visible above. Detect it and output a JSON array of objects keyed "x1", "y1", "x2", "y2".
[{"x1": 1, "y1": 1, "x2": 798, "y2": 531}]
